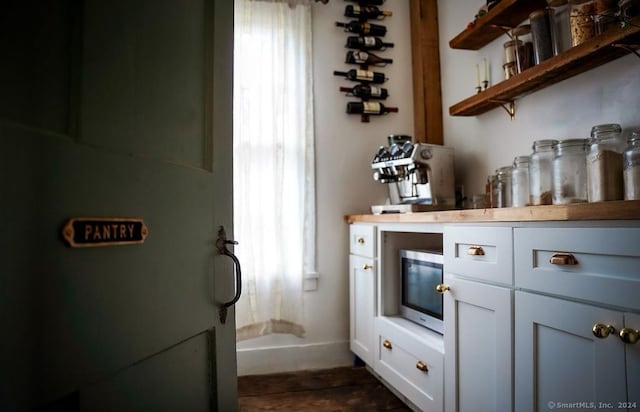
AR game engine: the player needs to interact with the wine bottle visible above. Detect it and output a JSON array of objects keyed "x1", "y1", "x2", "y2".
[
  {"x1": 345, "y1": 36, "x2": 394, "y2": 50},
  {"x1": 339, "y1": 84, "x2": 388, "y2": 100},
  {"x1": 333, "y1": 69, "x2": 387, "y2": 84},
  {"x1": 346, "y1": 50, "x2": 393, "y2": 66},
  {"x1": 345, "y1": 0, "x2": 386, "y2": 6},
  {"x1": 335, "y1": 21, "x2": 387, "y2": 37},
  {"x1": 345, "y1": 5, "x2": 392, "y2": 20},
  {"x1": 346, "y1": 101, "x2": 398, "y2": 115}
]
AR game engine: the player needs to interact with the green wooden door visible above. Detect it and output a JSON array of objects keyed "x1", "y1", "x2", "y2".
[{"x1": 0, "y1": 1, "x2": 236, "y2": 410}]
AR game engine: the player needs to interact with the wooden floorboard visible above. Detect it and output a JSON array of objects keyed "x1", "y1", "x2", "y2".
[{"x1": 238, "y1": 366, "x2": 412, "y2": 412}]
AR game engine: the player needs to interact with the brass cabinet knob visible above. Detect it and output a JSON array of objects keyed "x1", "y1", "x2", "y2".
[
  {"x1": 436, "y1": 284, "x2": 450, "y2": 294},
  {"x1": 362, "y1": 263, "x2": 373, "y2": 270},
  {"x1": 383, "y1": 340, "x2": 392, "y2": 350},
  {"x1": 549, "y1": 252, "x2": 578, "y2": 266},
  {"x1": 467, "y1": 245, "x2": 485, "y2": 256},
  {"x1": 592, "y1": 323, "x2": 616, "y2": 339},
  {"x1": 357, "y1": 237, "x2": 365, "y2": 244},
  {"x1": 619, "y1": 328, "x2": 640, "y2": 344},
  {"x1": 416, "y1": 361, "x2": 429, "y2": 373}
]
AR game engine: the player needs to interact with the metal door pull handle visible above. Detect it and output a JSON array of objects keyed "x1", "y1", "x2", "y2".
[{"x1": 217, "y1": 226, "x2": 242, "y2": 324}]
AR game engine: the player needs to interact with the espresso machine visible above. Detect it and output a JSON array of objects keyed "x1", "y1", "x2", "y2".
[{"x1": 371, "y1": 135, "x2": 455, "y2": 214}]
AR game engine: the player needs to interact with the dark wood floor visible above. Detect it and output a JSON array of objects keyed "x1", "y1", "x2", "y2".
[{"x1": 238, "y1": 366, "x2": 412, "y2": 412}]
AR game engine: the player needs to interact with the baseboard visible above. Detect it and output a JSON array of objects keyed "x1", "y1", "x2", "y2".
[{"x1": 236, "y1": 340, "x2": 353, "y2": 376}]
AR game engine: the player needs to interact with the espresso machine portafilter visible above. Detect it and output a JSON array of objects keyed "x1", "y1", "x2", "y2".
[{"x1": 371, "y1": 135, "x2": 455, "y2": 214}]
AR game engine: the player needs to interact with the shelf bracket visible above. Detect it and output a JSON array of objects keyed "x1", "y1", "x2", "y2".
[
  {"x1": 488, "y1": 99, "x2": 515, "y2": 121},
  {"x1": 610, "y1": 43, "x2": 640, "y2": 60}
]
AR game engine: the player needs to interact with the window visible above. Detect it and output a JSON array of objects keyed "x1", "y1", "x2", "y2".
[{"x1": 233, "y1": 0, "x2": 316, "y2": 340}]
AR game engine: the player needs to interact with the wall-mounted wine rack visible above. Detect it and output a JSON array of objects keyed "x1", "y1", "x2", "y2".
[{"x1": 333, "y1": 0, "x2": 397, "y2": 123}]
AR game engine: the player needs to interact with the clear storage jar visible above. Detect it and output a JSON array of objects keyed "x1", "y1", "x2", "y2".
[
  {"x1": 512, "y1": 156, "x2": 531, "y2": 207},
  {"x1": 594, "y1": 0, "x2": 618, "y2": 35},
  {"x1": 530, "y1": 9, "x2": 556, "y2": 64},
  {"x1": 569, "y1": 0, "x2": 595, "y2": 46},
  {"x1": 587, "y1": 123, "x2": 625, "y2": 202},
  {"x1": 496, "y1": 166, "x2": 513, "y2": 207},
  {"x1": 624, "y1": 131, "x2": 640, "y2": 200},
  {"x1": 552, "y1": 139, "x2": 588, "y2": 204},
  {"x1": 548, "y1": 0, "x2": 572, "y2": 54},
  {"x1": 529, "y1": 139, "x2": 558, "y2": 205}
]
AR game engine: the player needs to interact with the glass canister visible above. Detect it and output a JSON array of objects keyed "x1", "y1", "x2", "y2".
[
  {"x1": 569, "y1": 0, "x2": 596, "y2": 46},
  {"x1": 530, "y1": 9, "x2": 556, "y2": 64},
  {"x1": 624, "y1": 131, "x2": 640, "y2": 200},
  {"x1": 486, "y1": 174, "x2": 498, "y2": 208},
  {"x1": 512, "y1": 156, "x2": 531, "y2": 207},
  {"x1": 552, "y1": 139, "x2": 588, "y2": 204},
  {"x1": 529, "y1": 139, "x2": 558, "y2": 205},
  {"x1": 594, "y1": 0, "x2": 618, "y2": 35},
  {"x1": 619, "y1": 0, "x2": 640, "y2": 23},
  {"x1": 587, "y1": 123, "x2": 625, "y2": 202},
  {"x1": 548, "y1": 0, "x2": 572, "y2": 54},
  {"x1": 496, "y1": 166, "x2": 513, "y2": 207}
]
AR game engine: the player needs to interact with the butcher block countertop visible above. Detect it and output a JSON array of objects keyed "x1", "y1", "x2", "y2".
[{"x1": 346, "y1": 200, "x2": 640, "y2": 224}]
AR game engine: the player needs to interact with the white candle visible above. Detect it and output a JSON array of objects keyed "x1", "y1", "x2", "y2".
[
  {"x1": 483, "y1": 58, "x2": 489, "y2": 83},
  {"x1": 476, "y1": 64, "x2": 480, "y2": 87}
]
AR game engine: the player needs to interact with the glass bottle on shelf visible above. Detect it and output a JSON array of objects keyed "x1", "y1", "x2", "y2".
[
  {"x1": 530, "y1": 9, "x2": 556, "y2": 64},
  {"x1": 486, "y1": 174, "x2": 498, "y2": 208},
  {"x1": 548, "y1": 0, "x2": 572, "y2": 54},
  {"x1": 587, "y1": 123, "x2": 624, "y2": 202},
  {"x1": 496, "y1": 166, "x2": 513, "y2": 208},
  {"x1": 624, "y1": 131, "x2": 640, "y2": 200},
  {"x1": 529, "y1": 139, "x2": 558, "y2": 205},
  {"x1": 512, "y1": 156, "x2": 531, "y2": 207},
  {"x1": 552, "y1": 139, "x2": 588, "y2": 204}
]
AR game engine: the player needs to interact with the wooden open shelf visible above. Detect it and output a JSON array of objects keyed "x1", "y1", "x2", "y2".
[
  {"x1": 449, "y1": 20, "x2": 640, "y2": 117},
  {"x1": 449, "y1": 0, "x2": 547, "y2": 50}
]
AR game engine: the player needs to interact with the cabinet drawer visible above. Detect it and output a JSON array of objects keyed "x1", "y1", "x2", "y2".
[
  {"x1": 374, "y1": 318, "x2": 443, "y2": 412},
  {"x1": 444, "y1": 226, "x2": 513, "y2": 285},
  {"x1": 350, "y1": 224, "x2": 376, "y2": 258},
  {"x1": 514, "y1": 227, "x2": 640, "y2": 310}
]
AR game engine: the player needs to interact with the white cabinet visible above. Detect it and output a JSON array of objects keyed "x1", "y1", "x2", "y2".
[
  {"x1": 443, "y1": 274, "x2": 513, "y2": 412},
  {"x1": 514, "y1": 227, "x2": 640, "y2": 412},
  {"x1": 515, "y1": 291, "x2": 627, "y2": 411},
  {"x1": 374, "y1": 316, "x2": 444, "y2": 412},
  {"x1": 349, "y1": 224, "x2": 376, "y2": 365},
  {"x1": 443, "y1": 225, "x2": 514, "y2": 412}
]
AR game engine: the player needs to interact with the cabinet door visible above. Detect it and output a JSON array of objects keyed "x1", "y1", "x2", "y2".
[
  {"x1": 443, "y1": 274, "x2": 513, "y2": 412},
  {"x1": 350, "y1": 255, "x2": 376, "y2": 365},
  {"x1": 625, "y1": 312, "x2": 640, "y2": 406},
  {"x1": 515, "y1": 292, "x2": 626, "y2": 412}
]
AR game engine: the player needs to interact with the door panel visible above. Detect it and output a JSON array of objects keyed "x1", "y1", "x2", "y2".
[
  {"x1": 80, "y1": 331, "x2": 214, "y2": 412},
  {"x1": 81, "y1": 0, "x2": 208, "y2": 169},
  {"x1": 0, "y1": 1, "x2": 236, "y2": 411}
]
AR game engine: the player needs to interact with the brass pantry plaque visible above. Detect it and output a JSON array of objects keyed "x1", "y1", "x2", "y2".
[{"x1": 62, "y1": 217, "x2": 149, "y2": 248}]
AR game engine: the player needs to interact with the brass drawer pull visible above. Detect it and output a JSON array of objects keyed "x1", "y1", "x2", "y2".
[
  {"x1": 357, "y1": 237, "x2": 365, "y2": 244},
  {"x1": 467, "y1": 245, "x2": 485, "y2": 256},
  {"x1": 382, "y1": 340, "x2": 392, "y2": 350},
  {"x1": 436, "y1": 284, "x2": 450, "y2": 294},
  {"x1": 362, "y1": 263, "x2": 373, "y2": 270},
  {"x1": 549, "y1": 253, "x2": 578, "y2": 266},
  {"x1": 592, "y1": 323, "x2": 615, "y2": 339},
  {"x1": 416, "y1": 361, "x2": 428, "y2": 373},
  {"x1": 619, "y1": 328, "x2": 640, "y2": 345}
]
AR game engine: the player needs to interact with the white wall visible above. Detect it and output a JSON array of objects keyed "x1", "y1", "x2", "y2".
[
  {"x1": 236, "y1": 0, "x2": 415, "y2": 375},
  {"x1": 438, "y1": 0, "x2": 640, "y2": 197}
]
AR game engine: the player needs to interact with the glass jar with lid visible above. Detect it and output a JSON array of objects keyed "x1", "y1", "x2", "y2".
[
  {"x1": 587, "y1": 123, "x2": 625, "y2": 202},
  {"x1": 529, "y1": 139, "x2": 558, "y2": 205},
  {"x1": 552, "y1": 139, "x2": 588, "y2": 204},
  {"x1": 624, "y1": 131, "x2": 640, "y2": 200},
  {"x1": 569, "y1": 0, "x2": 595, "y2": 46},
  {"x1": 512, "y1": 156, "x2": 531, "y2": 207},
  {"x1": 594, "y1": 0, "x2": 618, "y2": 35},
  {"x1": 496, "y1": 166, "x2": 513, "y2": 208}
]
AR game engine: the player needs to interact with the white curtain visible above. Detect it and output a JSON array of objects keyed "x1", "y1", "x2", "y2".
[{"x1": 233, "y1": 0, "x2": 316, "y2": 341}]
